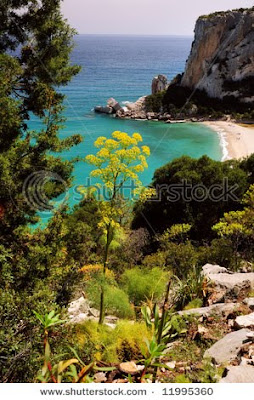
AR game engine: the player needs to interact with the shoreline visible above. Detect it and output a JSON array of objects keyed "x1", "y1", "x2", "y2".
[
  {"x1": 201, "y1": 121, "x2": 254, "y2": 161},
  {"x1": 95, "y1": 100, "x2": 254, "y2": 161}
]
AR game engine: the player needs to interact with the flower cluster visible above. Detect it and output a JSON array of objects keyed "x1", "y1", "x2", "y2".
[{"x1": 85, "y1": 131, "x2": 150, "y2": 200}]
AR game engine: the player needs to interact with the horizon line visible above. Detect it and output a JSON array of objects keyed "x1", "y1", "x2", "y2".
[{"x1": 76, "y1": 33, "x2": 194, "y2": 37}]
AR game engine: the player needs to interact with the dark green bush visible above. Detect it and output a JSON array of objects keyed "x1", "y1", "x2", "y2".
[
  {"x1": 121, "y1": 267, "x2": 167, "y2": 306},
  {"x1": 86, "y1": 280, "x2": 134, "y2": 319},
  {"x1": 163, "y1": 242, "x2": 199, "y2": 280},
  {"x1": 132, "y1": 155, "x2": 249, "y2": 242},
  {"x1": 145, "y1": 91, "x2": 166, "y2": 113}
]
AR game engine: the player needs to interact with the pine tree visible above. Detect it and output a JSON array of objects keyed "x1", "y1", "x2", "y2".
[{"x1": 0, "y1": 0, "x2": 82, "y2": 243}]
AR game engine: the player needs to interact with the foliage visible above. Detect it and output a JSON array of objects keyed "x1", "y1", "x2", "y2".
[
  {"x1": 0, "y1": 3, "x2": 84, "y2": 381},
  {"x1": 0, "y1": 0, "x2": 82, "y2": 242},
  {"x1": 75, "y1": 320, "x2": 151, "y2": 364},
  {"x1": 160, "y1": 224, "x2": 192, "y2": 244},
  {"x1": 240, "y1": 154, "x2": 254, "y2": 185},
  {"x1": 213, "y1": 184, "x2": 254, "y2": 268},
  {"x1": 0, "y1": 195, "x2": 105, "y2": 382},
  {"x1": 85, "y1": 131, "x2": 150, "y2": 203},
  {"x1": 162, "y1": 242, "x2": 199, "y2": 280},
  {"x1": 174, "y1": 374, "x2": 192, "y2": 383},
  {"x1": 198, "y1": 238, "x2": 235, "y2": 269},
  {"x1": 85, "y1": 131, "x2": 150, "y2": 323},
  {"x1": 142, "y1": 251, "x2": 167, "y2": 269},
  {"x1": 34, "y1": 312, "x2": 115, "y2": 383},
  {"x1": 133, "y1": 155, "x2": 249, "y2": 242},
  {"x1": 34, "y1": 310, "x2": 78, "y2": 383},
  {"x1": 33, "y1": 310, "x2": 66, "y2": 331},
  {"x1": 172, "y1": 267, "x2": 204, "y2": 310},
  {"x1": 121, "y1": 267, "x2": 168, "y2": 306},
  {"x1": 184, "y1": 298, "x2": 203, "y2": 310},
  {"x1": 142, "y1": 305, "x2": 187, "y2": 341},
  {"x1": 145, "y1": 91, "x2": 166, "y2": 113},
  {"x1": 111, "y1": 228, "x2": 150, "y2": 271},
  {"x1": 62, "y1": 197, "x2": 102, "y2": 266},
  {"x1": 195, "y1": 359, "x2": 221, "y2": 383},
  {"x1": 86, "y1": 281, "x2": 134, "y2": 319},
  {"x1": 141, "y1": 301, "x2": 187, "y2": 382}
]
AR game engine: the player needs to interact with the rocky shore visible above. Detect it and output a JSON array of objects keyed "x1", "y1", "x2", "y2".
[
  {"x1": 94, "y1": 95, "x2": 201, "y2": 123},
  {"x1": 94, "y1": 94, "x2": 254, "y2": 161},
  {"x1": 94, "y1": 74, "x2": 174, "y2": 122}
]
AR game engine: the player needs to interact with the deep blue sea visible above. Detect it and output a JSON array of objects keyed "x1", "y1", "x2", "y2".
[{"x1": 30, "y1": 35, "x2": 222, "y2": 212}]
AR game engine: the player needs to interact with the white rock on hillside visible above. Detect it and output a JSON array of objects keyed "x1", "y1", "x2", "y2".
[
  {"x1": 207, "y1": 273, "x2": 254, "y2": 288},
  {"x1": 204, "y1": 328, "x2": 252, "y2": 364},
  {"x1": 202, "y1": 264, "x2": 254, "y2": 304},
  {"x1": 235, "y1": 312, "x2": 254, "y2": 329},
  {"x1": 202, "y1": 264, "x2": 231, "y2": 276},
  {"x1": 179, "y1": 302, "x2": 241, "y2": 318},
  {"x1": 220, "y1": 365, "x2": 254, "y2": 383},
  {"x1": 67, "y1": 297, "x2": 119, "y2": 327},
  {"x1": 243, "y1": 298, "x2": 254, "y2": 311},
  {"x1": 68, "y1": 297, "x2": 90, "y2": 318}
]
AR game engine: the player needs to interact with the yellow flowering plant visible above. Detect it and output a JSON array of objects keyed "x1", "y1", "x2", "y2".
[
  {"x1": 85, "y1": 131, "x2": 150, "y2": 324},
  {"x1": 86, "y1": 131, "x2": 150, "y2": 199}
]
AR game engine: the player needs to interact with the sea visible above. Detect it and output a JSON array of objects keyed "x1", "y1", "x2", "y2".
[{"x1": 29, "y1": 34, "x2": 223, "y2": 215}]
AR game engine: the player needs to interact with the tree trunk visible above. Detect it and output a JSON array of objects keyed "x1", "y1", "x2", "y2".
[{"x1": 99, "y1": 225, "x2": 111, "y2": 325}]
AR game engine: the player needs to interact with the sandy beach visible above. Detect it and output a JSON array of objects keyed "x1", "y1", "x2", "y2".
[{"x1": 202, "y1": 121, "x2": 254, "y2": 161}]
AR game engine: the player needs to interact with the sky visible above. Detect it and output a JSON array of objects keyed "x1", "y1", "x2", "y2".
[{"x1": 61, "y1": 0, "x2": 254, "y2": 35}]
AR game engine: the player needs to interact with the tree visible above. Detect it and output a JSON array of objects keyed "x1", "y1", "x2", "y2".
[
  {"x1": 0, "y1": 1, "x2": 82, "y2": 382},
  {"x1": 213, "y1": 184, "x2": 254, "y2": 268},
  {"x1": 85, "y1": 131, "x2": 150, "y2": 324},
  {"x1": 0, "y1": 0, "x2": 81, "y2": 243},
  {"x1": 132, "y1": 155, "x2": 249, "y2": 242}
]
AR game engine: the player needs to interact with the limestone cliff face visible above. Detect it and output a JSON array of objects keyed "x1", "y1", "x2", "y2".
[{"x1": 181, "y1": 9, "x2": 254, "y2": 103}]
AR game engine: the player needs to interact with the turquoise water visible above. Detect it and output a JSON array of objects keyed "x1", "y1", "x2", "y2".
[{"x1": 30, "y1": 35, "x2": 222, "y2": 210}]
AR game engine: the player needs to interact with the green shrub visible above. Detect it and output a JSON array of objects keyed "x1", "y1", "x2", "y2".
[
  {"x1": 76, "y1": 320, "x2": 151, "y2": 363},
  {"x1": 175, "y1": 374, "x2": 192, "y2": 383},
  {"x1": 121, "y1": 267, "x2": 168, "y2": 306},
  {"x1": 86, "y1": 281, "x2": 134, "y2": 319},
  {"x1": 163, "y1": 242, "x2": 199, "y2": 280},
  {"x1": 142, "y1": 252, "x2": 166, "y2": 269},
  {"x1": 184, "y1": 298, "x2": 203, "y2": 310},
  {"x1": 198, "y1": 238, "x2": 235, "y2": 269},
  {"x1": 132, "y1": 155, "x2": 249, "y2": 243},
  {"x1": 145, "y1": 91, "x2": 166, "y2": 113},
  {"x1": 173, "y1": 267, "x2": 204, "y2": 310}
]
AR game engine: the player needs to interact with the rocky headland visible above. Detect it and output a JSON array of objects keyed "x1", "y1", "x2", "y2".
[
  {"x1": 181, "y1": 9, "x2": 254, "y2": 103},
  {"x1": 94, "y1": 8, "x2": 254, "y2": 161},
  {"x1": 95, "y1": 8, "x2": 254, "y2": 122}
]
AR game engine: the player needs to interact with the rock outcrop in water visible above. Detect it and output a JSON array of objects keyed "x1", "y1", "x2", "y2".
[
  {"x1": 95, "y1": 98, "x2": 123, "y2": 114},
  {"x1": 152, "y1": 74, "x2": 168, "y2": 95},
  {"x1": 180, "y1": 8, "x2": 254, "y2": 104}
]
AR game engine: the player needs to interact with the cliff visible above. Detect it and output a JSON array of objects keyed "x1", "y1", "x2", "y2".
[
  {"x1": 95, "y1": 8, "x2": 254, "y2": 121},
  {"x1": 181, "y1": 8, "x2": 254, "y2": 104}
]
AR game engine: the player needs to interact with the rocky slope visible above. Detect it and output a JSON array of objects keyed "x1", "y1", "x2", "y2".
[
  {"x1": 181, "y1": 8, "x2": 254, "y2": 104},
  {"x1": 68, "y1": 264, "x2": 254, "y2": 383}
]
